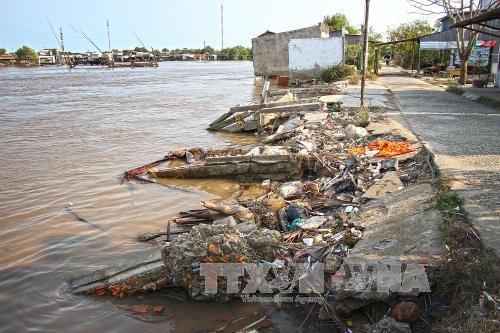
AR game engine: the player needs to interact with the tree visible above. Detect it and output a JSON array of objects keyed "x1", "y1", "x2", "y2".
[
  {"x1": 408, "y1": 0, "x2": 499, "y2": 84},
  {"x1": 0, "y1": 48, "x2": 6, "y2": 55},
  {"x1": 218, "y1": 46, "x2": 251, "y2": 60},
  {"x1": 387, "y1": 20, "x2": 435, "y2": 69},
  {"x1": 134, "y1": 46, "x2": 148, "y2": 52},
  {"x1": 323, "y1": 13, "x2": 359, "y2": 34},
  {"x1": 15, "y1": 45, "x2": 38, "y2": 64},
  {"x1": 161, "y1": 48, "x2": 169, "y2": 52},
  {"x1": 202, "y1": 45, "x2": 215, "y2": 54}
]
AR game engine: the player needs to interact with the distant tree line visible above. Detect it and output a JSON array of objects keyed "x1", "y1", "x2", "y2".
[
  {"x1": 156, "y1": 45, "x2": 252, "y2": 60},
  {"x1": 323, "y1": 13, "x2": 382, "y2": 71}
]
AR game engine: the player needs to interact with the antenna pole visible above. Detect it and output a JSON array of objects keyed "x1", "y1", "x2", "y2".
[
  {"x1": 59, "y1": 27, "x2": 65, "y2": 52},
  {"x1": 107, "y1": 20, "x2": 111, "y2": 52},
  {"x1": 221, "y1": 2, "x2": 224, "y2": 51}
]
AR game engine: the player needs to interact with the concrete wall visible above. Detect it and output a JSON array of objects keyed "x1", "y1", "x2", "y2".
[
  {"x1": 252, "y1": 23, "x2": 329, "y2": 76},
  {"x1": 288, "y1": 37, "x2": 344, "y2": 79}
]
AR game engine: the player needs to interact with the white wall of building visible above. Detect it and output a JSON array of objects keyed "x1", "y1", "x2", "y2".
[{"x1": 288, "y1": 37, "x2": 344, "y2": 75}]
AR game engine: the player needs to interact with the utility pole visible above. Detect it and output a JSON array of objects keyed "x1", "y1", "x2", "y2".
[
  {"x1": 221, "y1": 2, "x2": 224, "y2": 51},
  {"x1": 360, "y1": 0, "x2": 370, "y2": 108},
  {"x1": 107, "y1": 20, "x2": 111, "y2": 52}
]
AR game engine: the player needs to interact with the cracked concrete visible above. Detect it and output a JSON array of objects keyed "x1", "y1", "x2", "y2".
[{"x1": 377, "y1": 66, "x2": 500, "y2": 257}]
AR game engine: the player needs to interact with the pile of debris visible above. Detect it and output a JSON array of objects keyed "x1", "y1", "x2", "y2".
[{"x1": 70, "y1": 84, "x2": 447, "y2": 332}]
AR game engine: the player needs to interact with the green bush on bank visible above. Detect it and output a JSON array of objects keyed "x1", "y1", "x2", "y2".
[
  {"x1": 476, "y1": 96, "x2": 500, "y2": 110},
  {"x1": 446, "y1": 85, "x2": 464, "y2": 95},
  {"x1": 320, "y1": 65, "x2": 356, "y2": 83}
]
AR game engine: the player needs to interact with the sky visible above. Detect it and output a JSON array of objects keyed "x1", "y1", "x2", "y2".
[{"x1": 0, "y1": 0, "x2": 442, "y2": 52}]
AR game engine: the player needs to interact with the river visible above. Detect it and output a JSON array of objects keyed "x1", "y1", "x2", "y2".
[{"x1": 0, "y1": 62, "x2": 296, "y2": 332}]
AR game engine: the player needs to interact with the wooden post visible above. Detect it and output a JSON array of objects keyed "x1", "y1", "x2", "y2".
[
  {"x1": 260, "y1": 80, "x2": 270, "y2": 104},
  {"x1": 374, "y1": 47, "x2": 379, "y2": 75},
  {"x1": 411, "y1": 41, "x2": 415, "y2": 74},
  {"x1": 417, "y1": 40, "x2": 421, "y2": 73},
  {"x1": 360, "y1": 0, "x2": 370, "y2": 108}
]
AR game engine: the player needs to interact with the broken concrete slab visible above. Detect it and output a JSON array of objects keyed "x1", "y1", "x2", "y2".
[
  {"x1": 362, "y1": 172, "x2": 403, "y2": 199},
  {"x1": 209, "y1": 99, "x2": 318, "y2": 128},
  {"x1": 213, "y1": 216, "x2": 238, "y2": 226},
  {"x1": 258, "y1": 102, "x2": 322, "y2": 115},
  {"x1": 150, "y1": 154, "x2": 302, "y2": 181},
  {"x1": 346, "y1": 85, "x2": 391, "y2": 95},
  {"x1": 67, "y1": 251, "x2": 169, "y2": 295},
  {"x1": 210, "y1": 110, "x2": 253, "y2": 131},
  {"x1": 352, "y1": 183, "x2": 446, "y2": 264},
  {"x1": 303, "y1": 112, "x2": 329, "y2": 123},
  {"x1": 320, "y1": 94, "x2": 393, "y2": 110},
  {"x1": 245, "y1": 146, "x2": 289, "y2": 156}
]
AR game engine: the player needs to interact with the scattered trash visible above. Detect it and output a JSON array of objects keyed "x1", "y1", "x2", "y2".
[
  {"x1": 350, "y1": 140, "x2": 416, "y2": 158},
  {"x1": 367, "y1": 316, "x2": 411, "y2": 333},
  {"x1": 261, "y1": 179, "x2": 271, "y2": 186},
  {"x1": 344, "y1": 124, "x2": 368, "y2": 139},
  {"x1": 200, "y1": 201, "x2": 254, "y2": 222},
  {"x1": 79, "y1": 85, "x2": 444, "y2": 331},
  {"x1": 298, "y1": 216, "x2": 326, "y2": 230},
  {"x1": 286, "y1": 204, "x2": 307, "y2": 222},
  {"x1": 380, "y1": 158, "x2": 398, "y2": 171},
  {"x1": 303, "y1": 238, "x2": 314, "y2": 246},
  {"x1": 277, "y1": 181, "x2": 303, "y2": 199}
]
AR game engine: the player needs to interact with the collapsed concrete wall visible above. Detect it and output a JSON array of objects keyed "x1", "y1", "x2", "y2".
[
  {"x1": 252, "y1": 23, "x2": 329, "y2": 77},
  {"x1": 288, "y1": 37, "x2": 344, "y2": 79}
]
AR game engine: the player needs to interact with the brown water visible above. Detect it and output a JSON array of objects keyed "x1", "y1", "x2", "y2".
[{"x1": 0, "y1": 62, "x2": 298, "y2": 332}]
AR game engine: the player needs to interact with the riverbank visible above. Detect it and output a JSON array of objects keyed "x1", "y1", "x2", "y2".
[{"x1": 64, "y1": 75, "x2": 497, "y2": 332}]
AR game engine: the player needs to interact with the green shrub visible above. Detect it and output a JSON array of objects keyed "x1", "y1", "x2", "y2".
[
  {"x1": 476, "y1": 96, "x2": 500, "y2": 110},
  {"x1": 352, "y1": 107, "x2": 370, "y2": 127},
  {"x1": 320, "y1": 65, "x2": 356, "y2": 83},
  {"x1": 446, "y1": 85, "x2": 464, "y2": 95}
]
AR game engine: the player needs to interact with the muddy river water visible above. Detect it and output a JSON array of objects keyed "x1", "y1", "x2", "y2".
[{"x1": 0, "y1": 62, "x2": 297, "y2": 332}]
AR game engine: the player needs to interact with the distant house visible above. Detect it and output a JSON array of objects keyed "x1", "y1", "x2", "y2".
[
  {"x1": 251, "y1": 23, "x2": 346, "y2": 79},
  {"x1": 0, "y1": 54, "x2": 16, "y2": 66},
  {"x1": 38, "y1": 55, "x2": 56, "y2": 65},
  {"x1": 419, "y1": 14, "x2": 499, "y2": 77}
]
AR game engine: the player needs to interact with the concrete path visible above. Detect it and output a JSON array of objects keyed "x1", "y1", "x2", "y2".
[{"x1": 377, "y1": 66, "x2": 500, "y2": 256}]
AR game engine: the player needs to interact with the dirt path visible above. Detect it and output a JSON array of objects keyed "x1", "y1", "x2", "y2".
[{"x1": 377, "y1": 66, "x2": 500, "y2": 257}]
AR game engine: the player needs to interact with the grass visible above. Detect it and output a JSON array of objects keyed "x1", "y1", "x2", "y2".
[
  {"x1": 433, "y1": 186, "x2": 463, "y2": 212},
  {"x1": 475, "y1": 96, "x2": 500, "y2": 110},
  {"x1": 351, "y1": 107, "x2": 370, "y2": 128},
  {"x1": 348, "y1": 74, "x2": 360, "y2": 85},
  {"x1": 427, "y1": 185, "x2": 499, "y2": 333},
  {"x1": 446, "y1": 84, "x2": 465, "y2": 95}
]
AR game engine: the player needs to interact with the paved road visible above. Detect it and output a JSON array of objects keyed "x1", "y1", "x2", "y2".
[{"x1": 377, "y1": 67, "x2": 500, "y2": 256}]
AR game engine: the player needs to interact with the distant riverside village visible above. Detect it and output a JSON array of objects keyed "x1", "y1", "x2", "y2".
[
  {"x1": 2, "y1": 13, "x2": 497, "y2": 86},
  {"x1": 0, "y1": 45, "x2": 252, "y2": 67}
]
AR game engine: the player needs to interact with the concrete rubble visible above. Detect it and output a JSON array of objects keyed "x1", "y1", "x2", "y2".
[{"x1": 70, "y1": 81, "x2": 452, "y2": 332}]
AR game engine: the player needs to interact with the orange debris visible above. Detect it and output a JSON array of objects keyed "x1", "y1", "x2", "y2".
[{"x1": 349, "y1": 141, "x2": 415, "y2": 158}]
